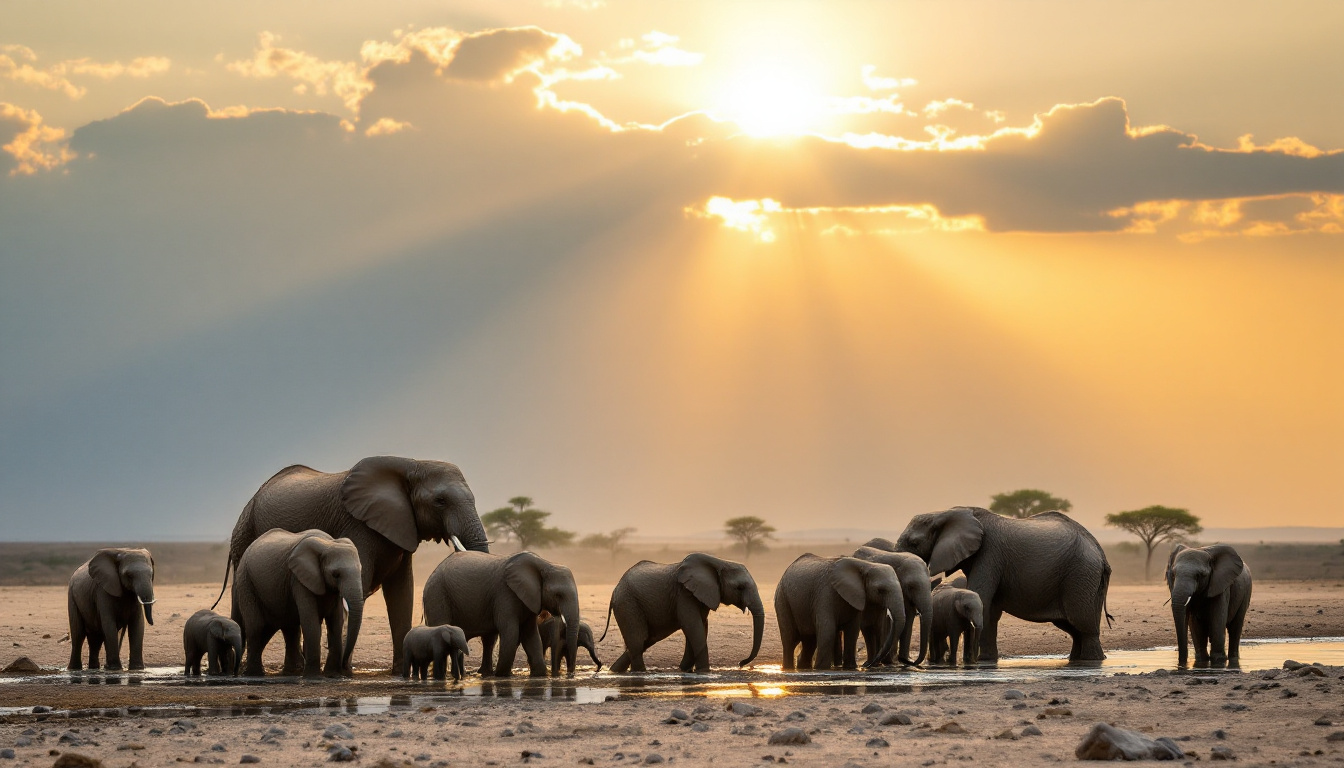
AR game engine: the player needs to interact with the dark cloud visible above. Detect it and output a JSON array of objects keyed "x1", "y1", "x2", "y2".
[{"x1": 443, "y1": 26, "x2": 576, "y2": 83}]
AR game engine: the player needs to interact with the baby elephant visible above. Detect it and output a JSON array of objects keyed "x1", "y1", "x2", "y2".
[
  {"x1": 184, "y1": 609, "x2": 243, "y2": 676},
  {"x1": 67, "y1": 548, "x2": 156, "y2": 671},
  {"x1": 1166, "y1": 543, "x2": 1252, "y2": 667},
  {"x1": 775, "y1": 554, "x2": 903, "y2": 670},
  {"x1": 539, "y1": 616, "x2": 602, "y2": 675},
  {"x1": 403, "y1": 625, "x2": 470, "y2": 681},
  {"x1": 929, "y1": 583, "x2": 983, "y2": 666}
]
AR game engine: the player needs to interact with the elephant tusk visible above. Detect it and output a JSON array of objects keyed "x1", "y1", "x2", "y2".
[
  {"x1": 342, "y1": 598, "x2": 349, "y2": 614},
  {"x1": 137, "y1": 596, "x2": 156, "y2": 605},
  {"x1": 450, "y1": 536, "x2": 466, "y2": 552},
  {"x1": 1184, "y1": 596, "x2": 1191, "y2": 607}
]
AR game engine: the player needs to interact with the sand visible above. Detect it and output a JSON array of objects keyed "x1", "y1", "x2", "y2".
[{"x1": 3, "y1": 580, "x2": 1343, "y2": 766}]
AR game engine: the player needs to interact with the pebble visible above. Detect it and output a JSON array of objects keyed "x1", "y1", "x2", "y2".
[
  {"x1": 935, "y1": 722, "x2": 966, "y2": 734},
  {"x1": 643, "y1": 755, "x2": 664, "y2": 764},
  {"x1": 1002, "y1": 689, "x2": 1025, "y2": 700},
  {"x1": 52, "y1": 755, "x2": 103, "y2": 768},
  {"x1": 784, "y1": 712, "x2": 807, "y2": 721},
  {"x1": 865, "y1": 737, "x2": 890, "y2": 748},
  {"x1": 2, "y1": 657, "x2": 40, "y2": 673},
  {"x1": 1021, "y1": 725, "x2": 1043, "y2": 737},
  {"x1": 0, "y1": 749, "x2": 14, "y2": 760},
  {"x1": 668, "y1": 709, "x2": 689, "y2": 722},
  {"x1": 878, "y1": 713, "x2": 913, "y2": 726},
  {"x1": 14, "y1": 738, "x2": 32, "y2": 748},
  {"x1": 327, "y1": 746, "x2": 355, "y2": 762},
  {"x1": 211, "y1": 743, "x2": 226, "y2": 752},
  {"x1": 690, "y1": 723, "x2": 710, "y2": 733},
  {"x1": 322, "y1": 725, "x2": 353, "y2": 741},
  {"x1": 861, "y1": 703, "x2": 883, "y2": 714},
  {"x1": 728, "y1": 701, "x2": 763, "y2": 717},
  {"x1": 1209, "y1": 746, "x2": 1236, "y2": 761},
  {"x1": 1075, "y1": 722, "x2": 1183, "y2": 761},
  {"x1": 32, "y1": 706, "x2": 53, "y2": 714},
  {"x1": 240, "y1": 756, "x2": 260, "y2": 764},
  {"x1": 767, "y1": 728, "x2": 811, "y2": 746},
  {"x1": 1327, "y1": 732, "x2": 1344, "y2": 742},
  {"x1": 994, "y1": 728, "x2": 1018, "y2": 741},
  {"x1": 1315, "y1": 717, "x2": 1333, "y2": 726}
]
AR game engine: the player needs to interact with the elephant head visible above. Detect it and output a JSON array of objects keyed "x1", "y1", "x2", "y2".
[
  {"x1": 677, "y1": 553, "x2": 765, "y2": 667},
  {"x1": 505, "y1": 552, "x2": 581, "y2": 677},
  {"x1": 896, "y1": 507, "x2": 985, "y2": 577},
  {"x1": 211, "y1": 618, "x2": 244, "y2": 676},
  {"x1": 855, "y1": 543, "x2": 933, "y2": 666},
  {"x1": 340, "y1": 456, "x2": 490, "y2": 554},
  {"x1": 89, "y1": 548, "x2": 156, "y2": 625},
  {"x1": 832, "y1": 558, "x2": 904, "y2": 668},
  {"x1": 1166, "y1": 543, "x2": 1244, "y2": 666},
  {"x1": 950, "y1": 590, "x2": 983, "y2": 664},
  {"x1": 436, "y1": 625, "x2": 469, "y2": 681},
  {"x1": 289, "y1": 533, "x2": 366, "y2": 673}
]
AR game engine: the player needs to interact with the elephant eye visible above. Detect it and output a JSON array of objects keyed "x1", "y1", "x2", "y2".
[{"x1": 432, "y1": 496, "x2": 448, "y2": 507}]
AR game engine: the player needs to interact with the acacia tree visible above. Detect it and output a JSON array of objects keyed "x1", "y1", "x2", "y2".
[
  {"x1": 579, "y1": 527, "x2": 637, "y2": 560},
  {"x1": 1105, "y1": 506, "x2": 1202, "y2": 581},
  {"x1": 725, "y1": 516, "x2": 776, "y2": 560},
  {"x1": 482, "y1": 496, "x2": 576, "y2": 550},
  {"x1": 989, "y1": 489, "x2": 1073, "y2": 518}
]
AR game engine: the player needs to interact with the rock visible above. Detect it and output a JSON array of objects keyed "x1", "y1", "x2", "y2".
[
  {"x1": 52, "y1": 755, "x2": 103, "y2": 768},
  {"x1": 865, "y1": 736, "x2": 890, "y2": 747},
  {"x1": 767, "y1": 729, "x2": 810, "y2": 746},
  {"x1": 1221, "y1": 704, "x2": 1248, "y2": 712},
  {"x1": 861, "y1": 703, "x2": 884, "y2": 714},
  {"x1": 1299, "y1": 666, "x2": 1326, "y2": 677},
  {"x1": 328, "y1": 746, "x2": 355, "y2": 762},
  {"x1": 728, "y1": 702, "x2": 763, "y2": 717},
  {"x1": 690, "y1": 723, "x2": 709, "y2": 733},
  {"x1": 935, "y1": 722, "x2": 966, "y2": 734},
  {"x1": 211, "y1": 744, "x2": 226, "y2": 752},
  {"x1": 3, "y1": 657, "x2": 40, "y2": 673},
  {"x1": 195, "y1": 757, "x2": 224, "y2": 764},
  {"x1": 994, "y1": 728, "x2": 1018, "y2": 741},
  {"x1": 1315, "y1": 717, "x2": 1333, "y2": 726},
  {"x1": 1021, "y1": 725, "x2": 1043, "y2": 737},
  {"x1": 502, "y1": 729, "x2": 516, "y2": 737},
  {"x1": 643, "y1": 755, "x2": 664, "y2": 764},
  {"x1": 1002, "y1": 689, "x2": 1025, "y2": 700},
  {"x1": 1327, "y1": 732, "x2": 1344, "y2": 742},
  {"x1": 322, "y1": 725, "x2": 353, "y2": 741},
  {"x1": 1075, "y1": 723, "x2": 1184, "y2": 761},
  {"x1": 521, "y1": 751, "x2": 544, "y2": 759},
  {"x1": 0, "y1": 749, "x2": 14, "y2": 759},
  {"x1": 669, "y1": 709, "x2": 689, "y2": 722},
  {"x1": 1213, "y1": 730, "x2": 1227, "y2": 739},
  {"x1": 847, "y1": 726, "x2": 866, "y2": 734},
  {"x1": 878, "y1": 713, "x2": 912, "y2": 726},
  {"x1": 240, "y1": 756, "x2": 260, "y2": 764},
  {"x1": 1038, "y1": 707, "x2": 1072, "y2": 719},
  {"x1": 784, "y1": 712, "x2": 807, "y2": 722},
  {"x1": 32, "y1": 706, "x2": 53, "y2": 714},
  {"x1": 1209, "y1": 746, "x2": 1236, "y2": 761},
  {"x1": 1283, "y1": 660, "x2": 1304, "y2": 670}
]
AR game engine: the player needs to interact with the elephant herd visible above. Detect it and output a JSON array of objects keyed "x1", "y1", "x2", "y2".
[{"x1": 64, "y1": 456, "x2": 1256, "y2": 679}]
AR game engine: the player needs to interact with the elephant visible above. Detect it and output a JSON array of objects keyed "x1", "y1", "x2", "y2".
[
  {"x1": 402, "y1": 624, "x2": 470, "y2": 681},
  {"x1": 599, "y1": 553, "x2": 764, "y2": 674},
  {"x1": 928, "y1": 583, "x2": 983, "y2": 666},
  {"x1": 216, "y1": 456, "x2": 489, "y2": 672},
  {"x1": 774, "y1": 554, "x2": 903, "y2": 671},
  {"x1": 1166, "y1": 543, "x2": 1252, "y2": 668},
  {"x1": 853, "y1": 541, "x2": 936, "y2": 666},
  {"x1": 183, "y1": 609, "x2": 243, "y2": 676},
  {"x1": 896, "y1": 507, "x2": 1112, "y2": 662},
  {"x1": 67, "y1": 548, "x2": 156, "y2": 671},
  {"x1": 230, "y1": 529, "x2": 365, "y2": 677},
  {"x1": 423, "y1": 551, "x2": 581, "y2": 677},
  {"x1": 539, "y1": 616, "x2": 602, "y2": 676}
]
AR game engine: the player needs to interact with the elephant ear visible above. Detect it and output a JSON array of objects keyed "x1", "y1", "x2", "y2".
[
  {"x1": 830, "y1": 559, "x2": 868, "y2": 611},
  {"x1": 504, "y1": 552, "x2": 544, "y2": 615},
  {"x1": 288, "y1": 536, "x2": 329, "y2": 595},
  {"x1": 1165, "y1": 543, "x2": 1188, "y2": 589},
  {"x1": 929, "y1": 575, "x2": 943, "y2": 590},
  {"x1": 927, "y1": 508, "x2": 984, "y2": 576},
  {"x1": 341, "y1": 456, "x2": 421, "y2": 553},
  {"x1": 676, "y1": 553, "x2": 722, "y2": 609},
  {"x1": 1205, "y1": 545, "x2": 1244, "y2": 596},
  {"x1": 88, "y1": 550, "x2": 124, "y2": 597}
]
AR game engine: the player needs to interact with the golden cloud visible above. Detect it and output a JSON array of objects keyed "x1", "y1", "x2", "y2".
[
  {"x1": 0, "y1": 102, "x2": 74, "y2": 174},
  {"x1": 0, "y1": 45, "x2": 171, "y2": 99}
]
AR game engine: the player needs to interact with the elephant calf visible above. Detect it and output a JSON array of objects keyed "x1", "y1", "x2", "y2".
[
  {"x1": 183, "y1": 609, "x2": 243, "y2": 676},
  {"x1": 403, "y1": 625, "x2": 470, "y2": 681},
  {"x1": 929, "y1": 583, "x2": 983, "y2": 666},
  {"x1": 539, "y1": 616, "x2": 603, "y2": 675},
  {"x1": 1166, "y1": 544, "x2": 1252, "y2": 668},
  {"x1": 775, "y1": 554, "x2": 902, "y2": 671},
  {"x1": 601, "y1": 553, "x2": 764, "y2": 674},
  {"x1": 67, "y1": 548, "x2": 156, "y2": 671}
]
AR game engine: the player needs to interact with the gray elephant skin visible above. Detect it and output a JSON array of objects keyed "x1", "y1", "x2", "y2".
[
  {"x1": 183, "y1": 609, "x2": 243, "y2": 676},
  {"x1": 929, "y1": 583, "x2": 983, "y2": 666},
  {"x1": 402, "y1": 624, "x2": 470, "y2": 681},
  {"x1": 896, "y1": 506, "x2": 1112, "y2": 662},
  {"x1": 600, "y1": 553, "x2": 764, "y2": 674},
  {"x1": 67, "y1": 548, "x2": 156, "y2": 671},
  {"x1": 423, "y1": 551, "x2": 581, "y2": 677},
  {"x1": 231, "y1": 529, "x2": 365, "y2": 677},
  {"x1": 853, "y1": 542, "x2": 935, "y2": 665},
  {"x1": 217, "y1": 456, "x2": 489, "y2": 672},
  {"x1": 539, "y1": 616, "x2": 602, "y2": 675},
  {"x1": 1166, "y1": 543, "x2": 1252, "y2": 667},
  {"x1": 775, "y1": 554, "x2": 903, "y2": 670}
]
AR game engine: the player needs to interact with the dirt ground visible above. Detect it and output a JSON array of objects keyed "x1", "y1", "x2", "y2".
[{"x1": 2, "y1": 580, "x2": 1342, "y2": 766}]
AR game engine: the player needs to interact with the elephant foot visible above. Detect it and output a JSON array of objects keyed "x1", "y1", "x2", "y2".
[
  {"x1": 129, "y1": 663, "x2": 145, "y2": 671},
  {"x1": 105, "y1": 663, "x2": 124, "y2": 672}
]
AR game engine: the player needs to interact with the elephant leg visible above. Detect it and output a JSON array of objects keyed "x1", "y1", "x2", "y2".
[
  {"x1": 841, "y1": 620, "x2": 860, "y2": 670},
  {"x1": 243, "y1": 623, "x2": 273, "y2": 677},
  {"x1": 478, "y1": 634, "x2": 497, "y2": 677},
  {"x1": 899, "y1": 603, "x2": 916, "y2": 665},
  {"x1": 948, "y1": 630, "x2": 960, "y2": 667},
  {"x1": 323, "y1": 605, "x2": 344, "y2": 677},
  {"x1": 1226, "y1": 611, "x2": 1245, "y2": 666},
  {"x1": 961, "y1": 629, "x2": 977, "y2": 666},
  {"x1": 205, "y1": 636, "x2": 222, "y2": 676},
  {"x1": 127, "y1": 610, "x2": 146, "y2": 670},
  {"x1": 777, "y1": 600, "x2": 799, "y2": 671},
  {"x1": 1061, "y1": 593, "x2": 1105, "y2": 661},
  {"x1": 384, "y1": 559, "x2": 415, "y2": 674},
  {"x1": 1190, "y1": 613, "x2": 1211, "y2": 667},
  {"x1": 99, "y1": 597, "x2": 123, "y2": 670},
  {"x1": 613, "y1": 615, "x2": 649, "y2": 673},
  {"x1": 520, "y1": 625, "x2": 547, "y2": 677},
  {"x1": 978, "y1": 607, "x2": 1003, "y2": 662},
  {"x1": 68, "y1": 598, "x2": 86, "y2": 671},
  {"x1": 798, "y1": 636, "x2": 817, "y2": 670},
  {"x1": 279, "y1": 624, "x2": 304, "y2": 675},
  {"x1": 609, "y1": 651, "x2": 633, "y2": 674},
  {"x1": 292, "y1": 591, "x2": 324, "y2": 677},
  {"x1": 493, "y1": 623, "x2": 521, "y2": 677},
  {"x1": 861, "y1": 625, "x2": 882, "y2": 667},
  {"x1": 87, "y1": 634, "x2": 103, "y2": 670},
  {"x1": 1207, "y1": 598, "x2": 1230, "y2": 667},
  {"x1": 677, "y1": 601, "x2": 711, "y2": 673},
  {"x1": 813, "y1": 614, "x2": 840, "y2": 670}
]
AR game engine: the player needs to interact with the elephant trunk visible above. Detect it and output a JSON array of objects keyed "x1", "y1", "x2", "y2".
[
  {"x1": 229, "y1": 632, "x2": 244, "y2": 676},
  {"x1": 449, "y1": 506, "x2": 491, "y2": 553},
  {"x1": 1171, "y1": 585, "x2": 1193, "y2": 666},
  {"x1": 868, "y1": 595, "x2": 902, "y2": 668},
  {"x1": 133, "y1": 577, "x2": 156, "y2": 626},
  {"x1": 561, "y1": 598, "x2": 580, "y2": 678},
  {"x1": 962, "y1": 603, "x2": 983, "y2": 665},
  {"x1": 912, "y1": 588, "x2": 933, "y2": 666},
  {"x1": 740, "y1": 591, "x2": 765, "y2": 667},
  {"x1": 341, "y1": 583, "x2": 365, "y2": 673}
]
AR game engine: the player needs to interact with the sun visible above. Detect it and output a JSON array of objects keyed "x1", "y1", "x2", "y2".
[{"x1": 714, "y1": 57, "x2": 828, "y2": 137}]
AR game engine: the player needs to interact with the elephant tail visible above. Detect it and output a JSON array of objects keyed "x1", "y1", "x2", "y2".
[
  {"x1": 209, "y1": 556, "x2": 232, "y2": 612},
  {"x1": 597, "y1": 598, "x2": 615, "y2": 643},
  {"x1": 1100, "y1": 561, "x2": 1114, "y2": 629}
]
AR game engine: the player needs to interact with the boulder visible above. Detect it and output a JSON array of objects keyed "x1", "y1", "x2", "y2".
[{"x1": 1075, "y1": 723, "x2": 1184, "y2": 761}]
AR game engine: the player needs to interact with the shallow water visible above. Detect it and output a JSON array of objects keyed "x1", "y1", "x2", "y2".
[{"x1": 2, "y1": 637, "x2": 1339, "y2": 717}]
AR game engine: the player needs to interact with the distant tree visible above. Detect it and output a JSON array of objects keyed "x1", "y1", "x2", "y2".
[
  {"x1": 1105, "y1": 506, "x2": 1202, "y2": 581},
  {"x1": 579, "y1": 527, "x2": 638, "y2": 560},
  {"x1": 989, "y1": 489, "x2": 1073, "y2": 518},
  {"x1": 482, "y1": 496, "x2": 576, "y2": 550},
  {"x1": 724, "y1": 516, "x2": 776, "y2": 560}
]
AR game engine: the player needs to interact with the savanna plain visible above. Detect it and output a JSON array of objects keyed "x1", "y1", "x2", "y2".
[{"x1": 2, "y1": 541, "x2": 1343, "y2": 767}]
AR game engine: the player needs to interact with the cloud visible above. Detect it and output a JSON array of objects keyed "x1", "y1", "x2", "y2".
[
  {"x1": 611, "y1": 31, "x2": 705, "y2": 68},
  {"x1": 227, "y1": 32, "x2": 373, "y2": 113},
  {"x1": 0, "y1": 102, "x2": 73, "y2": 174},
  {"x1": 444, "y1": 26, "x2": 581, "y2": 83},
  {"x1": 0, "y1": 44, "x2": 171, "y2": 99}
]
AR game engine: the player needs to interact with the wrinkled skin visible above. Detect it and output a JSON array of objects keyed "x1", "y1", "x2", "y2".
[
  {"x1": 423, "y1": 551, "x2": 581, "y2": 678},
  {"x1": 601, "y1": 553, "x2": 764, "y2": 674},
  {"x1": 67, "y1": 548, "x2": 156, "y2": 671},
  {"x1": 928, "y1": 584, "x2": 983, "y2": 666},
  {"x1": 854, "y1": 542, "x2": 935, "y2": 666},
  {"x1": 539, "y1": 616, "x2": 602, "y2": 676},
  {"x1": 218, "y1": 456, "x2": 489, "y2": 672},
  {"x1": 231, "y1": 529, "x2": 365, "y2": 677},
  {"x1": 183, "y1": 609, "x2": 243, "y2": 676},
  {"x1": 897, "y1": 507, "x2": 1112, "y2": 662},
  {"x1": 1167, "y1": 543, "x2": 1253, "y2": 668},
  {"x1": 402, "y1": 624, "x2": 470, "y2": 681},
  {"x1": 775, "y1": 554, "x2": 903, "y2": 671}
]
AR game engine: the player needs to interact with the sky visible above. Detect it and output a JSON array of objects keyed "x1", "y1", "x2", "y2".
[{"x1": 2, "y1": 1, "x2": 1341, "y2": 541}]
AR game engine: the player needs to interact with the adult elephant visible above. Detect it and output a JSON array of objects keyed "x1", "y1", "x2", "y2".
[
  {"x1": 215, "y1": 456, "x2": 489, "y2": 672},
  {"x1": 895, "y1": 507, "x2": 1112, "y2": 662},
  {"x1": 599, "y1": 553, "x2": 764, "y2": 674},
  {"x1": 853, "y1": 541, "x2": 935, "y2": 666},
  {"x1": 1166, "y1": 544, "x2": 1252, "y2": 668},
  {"x1": 422, "y1": 551, "x2": 581, "y2": 677},
  {"x1": 67, "y1": 548, "x2": 156, "y2": 671},
  {"x1": 775, "y1": 554, "x2": 904, "y2": 670}
]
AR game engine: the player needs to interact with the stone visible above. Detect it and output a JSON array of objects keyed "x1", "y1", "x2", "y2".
[
  {"x1": 878, "y1": 713, "x2": 912, "y2": 726},
  {"x1": 322, "y1": 725, "x2": 354, "y2": 741},
  {"x1": 32, "y1": 706, "x2": 53, "y2": 714},
  {"x1": 211, "y1": 744, "x2": 226, "y2": 752},
  {"x1": 690, "y1": 722, "x2": 709, "y2": 733},
  {"x1": 240, "y1": 756, "x2": 260, "y2": 764},
  {"x1": 0, "y1": 749, "x2": 14, "y2": 760},
  {"x1": 669, "y1": 709, "x2": 688, "y2": 722},
  {"x1": 52, "y1": 755, "x2": 102, "y2": 768},
  {"x1": 1021, "y1": 725, "x2": 1043, "y2": 737},
  {"x1": 847, "y1": 726, "x2": 866, "y2": 734},
  {"x1": 328, "y1": 746, "x2": 355, "y2": 762},
  {"x1": 1038, "y1": 707, "x2": 1072, "y2": 718},
  {"x1": 1315, "y1": 717, "x2": 1333, "y2": 726},
  {"x1": 1283, "y1": 660, "x2": 1304, "y2": 670},
  {"x1": 728, "y1": 702, "x2": 763, "y2": 717},
  {"x1": 767, "y1": 729, "x2": 810, "y2": 746},
  {"x1": 2, "y1": 657, "x2": 40, "y2": 673},
  {"x1": 501, "y1": 729, "x2": 516, "y2": 737},
  {"x1": 993, "y1": 728, "x2": 1018, "y2": 741},
  {"x1": 1299, "y1": 666, "x2": 1326, "y2": 677},
  {"x1": 642, "y1": 755, "x2": 664, "y2": 764},
  {"x1": 1213, "y1": 730, "x2": 1227, "y2": 740},
  {"x1": 935, "y1": 722, "x2": 966, "y2": 734},
  {"x1": 861, "y1": 703, "x2": 884, "y2": 714},
  {"x1": 1074, "y1": 723, "x2": 1184, "y2": 761},
  {"x1": 1002, "y1": 689, "x2": 1025, "y2": 700},
  {"x1": 865, "y1": 738, "x2": 890, "y2": 748},
  {"x1": 1327, "y1": 732, "x2": 1344, "y2": 742},
  {"x1": 1209, "y1": 745, "x2": 1236, "y2": 761},
  {"x1": 784, "y1": 712, "x2": 807, "y2": 722}
]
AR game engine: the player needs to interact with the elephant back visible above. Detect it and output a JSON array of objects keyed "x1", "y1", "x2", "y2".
[{"x1": 422, "y1": 551, "x2": 506, "y2": 635}]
